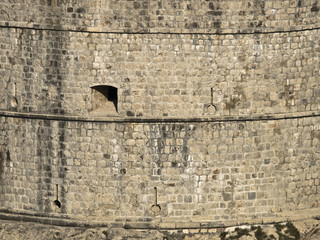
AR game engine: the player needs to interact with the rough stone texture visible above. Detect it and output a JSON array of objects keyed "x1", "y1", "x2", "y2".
[
  {"x1": 0, "y1": 115, "x2": 320, "y2": 222},
  {"x1": 0, "y1": 0, "x2": 320, "y2": 34},
  {"x1": 0, "y1": 27, "x2": 319, "y2": 118},
  {"x1": 0, "y1": 0, "x2": 320, "y2": 237},
  {"x1": 0, "y1": 220, "x2": 108, "y2": 240},
  {"x1": 0, "y1": 219, "x2": 319, "y2": 240}
]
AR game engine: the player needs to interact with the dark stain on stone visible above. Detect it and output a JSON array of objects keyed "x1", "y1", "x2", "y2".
[
  {"x1": 0, "y1": 152, "x2": 3, "y2": 177},
  {"x1": 172, "y1": 2, "x2": 178, "y2": 9},
  {"x1": 190, "y1": 22, "x2": 199, "y2": 28},
  {"x1": 122, "y1": 90, "x2": 130, "y2": 96},
  {"x1": 225, "y1": 96, "x2": 240, "y2": 110},
  {"x1": 254, "y1": 137, "x2": 261, "y2": 145},
  {"x1": 248, "y1": 192, "x2": 256, "y2": 200},
  {"x1": 134, "y1": 2, "x2": 140, "y2": 9},
  {"x1": 312, "y1": 130, "x2": 320, "y2": 140},
  {"x1": 256, "y1": 21, "x2": 263, "y2": 27},
  {"x1": 213, "y1": 21, "x2": 221, "y2": 30},
  {"x1": 283, "y1": 84, "x2": 295, "y2": 105},
  {"x1": 311, "y1": 2, "x2": 319, "y2": 12},
  {"x1": 58, "y1": 134, "x2": 64, "y2": 142},
  {"x1": 302, "y1": 99, "x2": 308, "y2": 105},
  {"x1": 181, "y1": 146, "x2": 188, "y2": 154},
  {"x1": 208, "y1": 11, "x2": 222, "y2": 16},
  {"x1": 274, "y1": 128, "x2": 281, "y2": 135},
  {"x1": 6, "y1": 150, "x2": 10, "y2": 162},
  {"x1": 8, "y1": 57, "x2": 15, "y2": 65},
  {"x1": 222, "y1": 192, "x2": 232, "y2": 201},
  {"x1": 139, "y1": 10, "x2": 147, "y2": 15},
  {"x1": 225, "y1": 86, "x2": 246, "y2": 110},
  {"x1": 278, "y1": 92, "x2": 286, "y2": 99},
  {"x1": 126, "y1": 111, "x2": 135, "y2": 117},
  {"x1": 76, "y1": 8, "x2": 85, "y2": 13},
  {"x1": 45, "y1": 165, "x2": 51, "y2": 172},
  {"x1": 255, "y1": 0, "x2": 265, "y2": 15}
]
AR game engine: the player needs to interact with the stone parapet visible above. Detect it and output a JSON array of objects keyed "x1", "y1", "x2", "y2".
[{"x1": 0, "y1": 0, "x2": 320, "y2": 34}]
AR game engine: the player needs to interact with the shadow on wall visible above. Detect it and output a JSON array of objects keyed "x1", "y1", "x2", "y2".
[{"x1": 89, "y1": 85, "x2": 118, "y2": 117}]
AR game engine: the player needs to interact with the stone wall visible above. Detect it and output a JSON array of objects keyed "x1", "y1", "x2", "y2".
[
  {"x1": 0, "y1": 0, "x2": 319, "y2": 33},
  {"x1": 0, "y1": 27, "x2": 319, "y2": 118},
  {"x1": 0, "y1": 0, "x2": 320, "y2": 230},
  {"x1": 0, "y1": 115, "x2": 319, "y2": 224}
]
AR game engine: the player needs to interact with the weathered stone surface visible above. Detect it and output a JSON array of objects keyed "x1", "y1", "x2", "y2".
[
  {"x1": 0, "y1": 0, "x2": 319, "y2": 34},
  {"x1": 0, "y1": 117, "x2": 319, "y2": 222},
  {"x1": 0, "y1": 27, "x2": 319, "y2": 118},
  {"x1": 0, "y1": 219, "x2": 319, "y2": 240},
  {"x1": 0, "y1": 0, "x2": 319, "y2": 238}
]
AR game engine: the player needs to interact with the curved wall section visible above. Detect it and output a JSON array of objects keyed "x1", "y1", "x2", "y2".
[
  {"x1": 0, "y1": 0, "x2": 320, "y2": 34},
  {"x1": 0, "y1": 28, "x2": 320, "y2": 118},
  {"x1": 0, "y1": 0, "x2": 320, "y2": 230},
  {"x1": 0, "y1": 116, "x2": 319, "y2": 223}
]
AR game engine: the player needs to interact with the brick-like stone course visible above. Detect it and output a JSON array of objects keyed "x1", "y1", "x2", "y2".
[
  {"x1": 0, "y1": 116, "x2": 319, "y2": 223},
  {"x1": 0, "y1": 27, "x2": 319, "y2": 118},
  {"x1": 0, "y1": 0, "x2": 319, "y2": 34},
  {"x1": 0, "y1": 0, "x2": 320, "y2": 232}
]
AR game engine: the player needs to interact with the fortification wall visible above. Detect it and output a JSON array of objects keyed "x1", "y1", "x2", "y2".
[
  {"x1": 0, "y1": 27, "x2": 319, "y2": 118},
  {"x1": 1, "y1": 116, "x2": 320, "y2": 224},
  {"x1": 0, "y1": 0, "x2": 320, "y2": 230},
  {"x1": 0, "y1": 0, "x2": 319, "y2": 33}
]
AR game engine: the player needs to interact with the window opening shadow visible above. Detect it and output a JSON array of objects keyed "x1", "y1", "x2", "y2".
[{"x1": 90, "y1": 85, "x2": 118, "y2": 116}]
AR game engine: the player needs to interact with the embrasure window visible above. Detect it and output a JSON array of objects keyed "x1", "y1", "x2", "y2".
[{"x1": 90, "y1": 85, "x2": 118, "y2": 116}]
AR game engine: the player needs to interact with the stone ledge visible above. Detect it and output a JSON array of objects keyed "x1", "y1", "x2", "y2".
[
  {"x1": 1, "y1": 21, "x2": 320, "y2": 35},
  {"x1": 124, "y1": 222, "x2": 157, "y2": 229},
  {"x1": 0, "y1": 110, "x2": 320, "y2": 124},
  {"x1": 175, "y1": 222, "x2": 200, "y2": 229},
  {"x1": 0, "y1": 212, "x2": 108, "y2": 228},
  {"x1": 0, "y1": 209, "x2": 319, "y2": 230}
]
